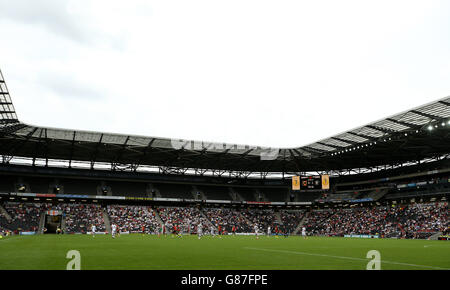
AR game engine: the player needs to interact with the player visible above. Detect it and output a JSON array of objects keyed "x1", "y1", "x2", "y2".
[
  {"x1": 91, "y1": 224, "x2": 96, "y2": 237},
  {"x1": 217, "y1": 225, "x2": 222, "y2": 238},
  {"x1": 177, "y1": 225, "x2": 183, "y2": 238},
  {"x1": 111, "y1": 223, "x2": 117, "y2": 239},
  {"x1": 232, "y1": 225, "x2": 236, "y2": 235},
  {"x1": 197, "y1": 223, "x2": 203, "y2": 239},
  {"x1": 254, "y1": 224, "x2": 259, "y2": 239},
  {"x1": 302, "y1": 226, "x2": 307, "y2": 239},
  {"x1": 158, "y1": 225, "x2": 163, "y2": 237},
  {"x1": 267, "y1": 226, "x2": 271, "y2": 237},
  {"x1": 210, "y1": 225, "x2": 215, "y2": 237}
]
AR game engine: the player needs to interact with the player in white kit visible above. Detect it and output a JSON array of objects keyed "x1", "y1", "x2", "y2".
[
  {"x1": 91, "y1": 224, "x2": 96, "y2": 237},
  {"x1": 267, "y1": 226, "x2": 271, "y2": 237},
  {"x1": 210, "y1": 226, "x2": 215, "y2": 237},
  {"x1": 197, "y1": 223, "x2": 203, "y2": 239},
  {"x1": 254, "y1": 224, "x2": 259, "y2": 239},
  {"x1": 302, "y1": 226, "x2": 307, "y2": 239},
  {"x1": 111, "y1": 224, "x2": 117, "y2": 239}
]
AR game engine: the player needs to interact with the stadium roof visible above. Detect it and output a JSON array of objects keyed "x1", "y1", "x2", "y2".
[{"x1": 1, "y1": 69, "x2": 449, "y2": 177}]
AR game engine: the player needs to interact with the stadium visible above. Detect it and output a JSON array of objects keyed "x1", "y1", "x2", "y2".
[{"x1": 0, "y1": 68, "x2": 449, "y2": 271}]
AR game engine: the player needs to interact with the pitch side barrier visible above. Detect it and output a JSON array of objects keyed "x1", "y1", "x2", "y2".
[{"x1": 1, "y1": 192, "x2": 312, "y2": 206}]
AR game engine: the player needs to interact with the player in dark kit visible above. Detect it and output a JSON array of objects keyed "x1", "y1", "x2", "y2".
[
  {"x1": 217, "y1": 225, "x2": 222, "y2": 238},
  {"x1": 172, "y1": 224, "x2": 177, "y2": 236}
]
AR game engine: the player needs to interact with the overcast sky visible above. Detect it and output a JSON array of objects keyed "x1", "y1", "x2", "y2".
[{"x1": 0, "y1": 0, "x2": 449, "y2": 148}]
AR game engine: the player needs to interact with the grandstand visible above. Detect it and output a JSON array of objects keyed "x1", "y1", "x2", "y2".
[{"x1": 0, "y1": 67, "x2": 449, "y2": 242}]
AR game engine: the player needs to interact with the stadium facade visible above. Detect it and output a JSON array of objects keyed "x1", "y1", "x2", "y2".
[{"x1": 0, "y1": 68, "x2": 448, "y2": 239}]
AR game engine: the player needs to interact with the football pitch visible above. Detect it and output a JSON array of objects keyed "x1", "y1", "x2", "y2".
[{"x1": 0, "y1": 234, "x2": 449, "y2": 270}]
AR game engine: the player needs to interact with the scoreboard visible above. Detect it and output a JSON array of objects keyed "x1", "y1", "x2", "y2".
[
  {"x1": 300, "y1": 176, "x2": 322, "y2": 190},
  {"x1": 292, "y1": 175, "x2": 330, "y2": 190}
]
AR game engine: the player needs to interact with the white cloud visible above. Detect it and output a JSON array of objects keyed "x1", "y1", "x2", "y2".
[{"x1": 1, "y1": 0, "x2": 449, "y2": 147}]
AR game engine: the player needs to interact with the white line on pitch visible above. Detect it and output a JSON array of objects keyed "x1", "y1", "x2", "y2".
[{"x1": 244, "y1": 247, "x2": 449, "y2": 270}]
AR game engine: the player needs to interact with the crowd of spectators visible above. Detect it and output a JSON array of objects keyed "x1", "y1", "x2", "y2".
[
  {"x1": 63, "y1": 203, "x2": 105, "y2": 234},
  {"x1": 0, "y1": 201, "x2": 446, "y2": 239},
  {"x1": 202, "y1": 208, "x2": 253, "y2": 233},
  {"x1": 399, "y1": 202, "x2": 448, "y2": 239},
  {"x1": 305, "y1": 207, "x2": 399, "y2": 237},
  {"x1": 240, "y1": 209, "x2": 278, "y2": 232},
  {"x1": 279, "y1": 210, "x2": 305, "y2": 234},
  {"x1": 0, "y1": 202, "x2": 50, "y2": 233},
  {"x1": 303, "y1": 210, "x2": 333, "y2": 235},
  {"x1": 304, "y1": 202, "x2": 448, "y2": 238},
  {"x1": 107, "y1": 205, "x2": 161, "y2": 233},
  {"x1": 157, "y1": 206, "x2": 209, "y2": 234}
]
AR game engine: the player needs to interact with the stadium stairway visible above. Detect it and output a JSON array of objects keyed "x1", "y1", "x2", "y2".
[
  {"x1": 200, "y1": 209, "x2": 217, "y2": 231},
  {"x1": 369, "y1": 188, "x2": 390, "y2": 201},
  {"x1": 148, "y1": 183, "x2": 162, "y2": 198},
  {"x1": 285, "y1": 191, "x2": 291, "y2": 202},
  {"x1": 228, "y1": 188, "x2": 239, "y2": 201},
  {"x1": 293, "y1": 212, "x2": 310, "y2": 235},
  {"x1": 240, "y1": 211, "x2": 253, "y2": 228},
  {"x1": 192, "y1": 185, "x2": 206, "y2": 200},
  {"x1": 229, "y1": 188, "x2": 244, "y2": 201},
  {"x1": 61, "y1": 214, "x2": 67, "y2": 233},
  {"x1": 254, "y1": 189, "x2": 267, "y2": 202},
  {"x1": 102, "y1": 208, "x2": 111, "y2": 233},
  {"x1": 274, "y1": 211, "x2": 282, "y2": 224},
  {"x1": 38, "y1": 212, "x2": 46, "y2": 234},
  {"x1": 0, "y1": 204, "x2": 12, "y2": 221},
  {"x1": 429, "y1": 232, "x2": 443, "y2": 240},
  {"x1": 397, "y1": 223, "x2": 406, "y2": 238},
  {"x1": 153, "y1": 209, "x2": 165, "y2": 229},
  {"x1": 231, "y1": 189, "x2": 245, "y2": 201}
]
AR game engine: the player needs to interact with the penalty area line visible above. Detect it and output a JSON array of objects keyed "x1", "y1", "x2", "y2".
[{"x1": 244, "y1": 247, "x2": 449, "y2": 270}]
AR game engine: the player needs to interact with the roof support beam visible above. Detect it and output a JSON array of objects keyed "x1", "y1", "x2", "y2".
[
  {"x1": 296, "y1": 147, "x2": 319, "y2": 156},
  {"x1": 113, "y1": 135, "x2": 130, "y2": 166},
  {"x1": 32, "y1": 128, "x2": 44, "y2": 167},
  {"x1": 44, "y1": 128, "x2": 49, "y2": 167},
  {"x1": 90, "y1": 134, "x2": 104, "y2": 170},
  {"x1": 347, "y1": 131, "x2": 379, "y2": 142},
  {"x1": 69, "y1": 131, "x2": 76, "y2": 168},
  {"x1": 133, "y1": 138, "x2": 156, "y2": 172},
  {"x1": 411, "y1": 110, "x2": 439, "y2": 121},
  {"x1": 6, "y1": 126, "x2": 38, "y2": 158},
  {"x1": 330, "y1": 137, "x2": 359, "y2": 146},
  {"x1": 303, "y1": 146, "x2": 326, "y2": 155},
  {"x1": 365, "y1": 125, "x2": 394, "y2": 134},
  {"x1": 316, "y1": 141, "x2": 343, "y2": 150},
  {"x1": 386, "y1": 118, "x2": 416, "y2": 129}
]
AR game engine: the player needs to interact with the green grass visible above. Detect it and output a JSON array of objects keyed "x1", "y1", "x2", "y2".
[{"x1": 0, "y1": 234, "x2": 449, "y2": 270}]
